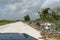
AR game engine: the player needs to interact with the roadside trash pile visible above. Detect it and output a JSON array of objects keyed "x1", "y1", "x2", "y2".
[{"x1": 40, "y1": 22, "x2": 60, "y2": 40}]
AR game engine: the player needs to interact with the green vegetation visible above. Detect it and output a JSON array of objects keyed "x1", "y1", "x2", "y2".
[
  {"x1": 37, "y1": 8, "x2": 60, "y2": 30},
  {"x1": 0, "y1": 20, "x2": 19, "y2": 26},
  {"x1": 38, "y1": 8, "x2": 60, "y2": 22},
  {"x1": 23, "y1": 7, "x2": 60, "y2": 30},
  {"x1": 37, "y1": 8, "x2": 60, "y2": 40},
  {"x1": 24, "y1": 15, "x2": 30, "y2": 22},
  {"x1": 23, "y1": 7, "x2": 60, "y2": 40}
]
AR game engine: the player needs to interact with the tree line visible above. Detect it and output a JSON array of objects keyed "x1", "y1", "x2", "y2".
[{"x1": 24, "y1": 8, "x2": 60, "y2": 22}]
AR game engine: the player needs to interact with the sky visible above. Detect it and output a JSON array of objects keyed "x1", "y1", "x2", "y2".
[{"x1": 0, "y1": 0, "x2": 60, "y2": 20}]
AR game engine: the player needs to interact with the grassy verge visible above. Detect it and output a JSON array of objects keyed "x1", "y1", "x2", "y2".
[{"x1": 0, "y1": 20, "x2": 20, "y2": 26}]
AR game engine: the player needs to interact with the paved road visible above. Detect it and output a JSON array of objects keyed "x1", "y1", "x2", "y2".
[{"x1": 0, "y1": 22, "x2": 44, "y2": 40}]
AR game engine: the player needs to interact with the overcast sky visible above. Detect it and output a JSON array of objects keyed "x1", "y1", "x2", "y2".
[{"x1": 0, "y1": 0, "x2": 60, "y2": 20}]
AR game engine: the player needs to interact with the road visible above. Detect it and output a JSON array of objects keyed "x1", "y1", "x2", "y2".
[{"x1": 0, "y1": 21, "x2": 44, "y2": 40}]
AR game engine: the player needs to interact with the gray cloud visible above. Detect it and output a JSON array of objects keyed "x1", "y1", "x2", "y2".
[
  {"x1": 41, "y1": 0, "x2": 60, "y2": 8},
  {"x1": 0, "y1": 0, "x2": 60, "y2": 20},
  {"x1": 0, "y1": 0, "x2": 43, "y2": 20}
]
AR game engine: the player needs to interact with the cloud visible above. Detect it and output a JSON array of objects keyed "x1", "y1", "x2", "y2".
[
  {"x1": 0, "y1": 0, "x2": 44, "y2": 20},
  {"x1": 0, "y1": 0, "x2": 60, "y2": 20},
  {"x1": 41, "y1": 0, "x2": 60, "y2": 8}
]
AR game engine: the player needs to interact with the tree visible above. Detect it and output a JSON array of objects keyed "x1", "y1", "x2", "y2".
[
  {"x1": 38, "y1": 8, "x2": 50, "y2": 22},
  {"x1": 42, "y1": 8, "x2": 50, "y2": 14},
  {"x1": 24, "y1": 15, "x2": 30, "y2": 21},
  {"x1": 38, "y1": 8, "x2": 60, "y2": 30},
  {"x1": 51, "y1": 10, "x2": 60, "y2": 21},
  {"x1": 38, "y1": 8, "x2": 60, "y2": 22}
]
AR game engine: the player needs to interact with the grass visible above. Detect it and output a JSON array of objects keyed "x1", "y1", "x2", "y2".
[
  {"x1": 57, "y1": 39, "x2": 60, "y2": 40},
  {"x1": 0, "y1": 20, "x2": 20, "y2": 26}
]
